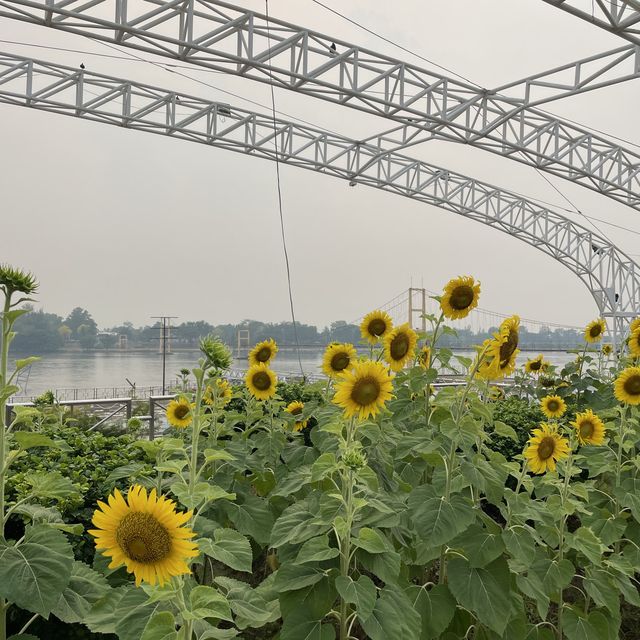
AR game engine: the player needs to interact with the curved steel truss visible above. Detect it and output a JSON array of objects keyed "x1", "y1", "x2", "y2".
[
  {"x1": 1, "y1": 0, "x2": 640, "y2": 209},
  {"x1": 1, "y1": 52, "x2": 637, "y2": 339},
  {"x1": 542, "y1": 0, "x2": 640, "y2": 45}
]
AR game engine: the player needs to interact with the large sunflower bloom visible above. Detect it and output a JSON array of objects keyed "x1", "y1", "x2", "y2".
[
  {"x1": 525, "y1": 354, "x2": 548, "y2": 375},
  {"x1": 166, "y1": 398, "x2": 194, "y2": 429},
  {"x1": 249, "y1": 339, "x2": 278, "y2": 366},
  {"x1": 245, "y1": 362, "x2": 278, "y2": 400},
  {"x1": 572, "y1": 409, "x2": 605, "y2": 446},
  {"x1": 333, "y1": 360, "x2": 394, "y2": 420},
  {"x1": 360, "y1": 310, "x2": 393, "y2": 345},
  {"x1": 628, "y1": 328, "x2": 640, "y2": 358},
  {"x1": 540, "y1": 395, "x2": 567, "y2": 420},
  {"x1": 630, "y1": 318, "x2": 640, "y2": 334},
  {"x1": 285, "y1": 400, "x2": 308, "y2": 432},
  {"x1": 524, "y1": 424, "x2": 571, "y2": 474},
  {"x1": 440, "y1": 275, "x2": 481, "y2": 320},
  {"x1": 89, "y1": 485, "x2": 198, "y2": 587},
  {"x1": 383, "y1": 323, "x2": 418, "y2": 372},
  {"x1": 485, "y1": 316, "x2": 520, "y2": 379},
  {"x1": 584, "y1": 319, "x2": 606, "y2": 344},
  {"x1": 322, "y1": 342, "x2": 357, "y2": 378},
  {"x1": 614, "y1": 366, "x2": 640, "y2": 405}
]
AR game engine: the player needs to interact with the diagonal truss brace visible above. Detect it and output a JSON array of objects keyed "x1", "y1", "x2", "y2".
[
  {"x1": 1, "y1": 0, "x2": 640, "y2": 210},
  {"x1": 541, "y1": 0, "x2": 640, "y2": 45},
  {"x1": 0, "y1": 51, "x2": 637, "y2": 340}
]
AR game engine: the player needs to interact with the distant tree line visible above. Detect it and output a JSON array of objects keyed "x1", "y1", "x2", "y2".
[{"x1": 11, "y1": 305, "x2": 594, "y2": 353}]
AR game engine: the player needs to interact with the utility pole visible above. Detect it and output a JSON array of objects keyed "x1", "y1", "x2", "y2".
[{"x1": 151, "y1": 316, "x2": 177, "y2": 394}]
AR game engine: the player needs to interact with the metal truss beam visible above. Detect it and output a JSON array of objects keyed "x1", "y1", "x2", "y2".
[
  {"x1": 0, "y1": 51, "x2": 637, "y2": 340},
  {"x1": 541, "y1": 0, "x2": 640, "y2": 45},
  {"x1": 1, "y1": 1, "x2": 640, "y2": 210}
]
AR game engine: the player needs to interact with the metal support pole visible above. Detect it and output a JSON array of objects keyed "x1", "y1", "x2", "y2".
[{"x1": 149, "y1": 399, "x2": 155, "y2": 441}]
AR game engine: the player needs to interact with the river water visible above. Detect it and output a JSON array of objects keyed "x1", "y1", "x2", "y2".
[{"x1": 11, "y1": 348, "x2": 580, "y2": 398}]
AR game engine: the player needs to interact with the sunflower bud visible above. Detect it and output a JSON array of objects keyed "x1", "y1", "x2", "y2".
[
  {"x1": 199, "y1": 335, "x2": 232, "y2": 371},
  {"x1": 0, "y1": 264, "x2": 38, "y2": 296},
  {"x1": 342, "y1": 446, "x2": 367, "y2": 471}
]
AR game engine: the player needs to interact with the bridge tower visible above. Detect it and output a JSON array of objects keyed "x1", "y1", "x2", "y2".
[{"x1": 408, "y1": 288, "x2": 427, "y2": 333}]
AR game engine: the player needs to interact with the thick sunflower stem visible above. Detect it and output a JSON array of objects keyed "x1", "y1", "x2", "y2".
[
  {"x1": 188, "y1": 375, "x2": 204, "y2": 494},
  {"x1": 339, "y1": 463, "x2": 355, "y2": 640},
  {"x1": 556, "y1": 447, "x2": 574, "y2": 640},
  {"x1": 614, "y1": 405, "x2": 629, "y2": 554},
  {"x1": 575, "y1": 344, "x2": 588, "y2": 411},
  {"x1": 0, "y1": 600, "x2": 6, "y2": 640},
  {"x1": 0, "y1": 292, "x2": 11, "y2": 540},
  {"x1": 426, "y1": 313, "x2": 444, "y2": 427}
]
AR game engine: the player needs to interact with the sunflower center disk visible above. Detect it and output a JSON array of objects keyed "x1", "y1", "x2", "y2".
[
  {"x1": 500, "y1": 330, "x2": 519, "y2": 364},
  {"x1": 331, "y1": 353, "x2": 350, "y2": 371},
  {"x1": 290, "y1": 407, "x2": 302, "y2": 416},
  {"x1": 257, "y1": 348, "x2": 271, "y2": 362},
  {"x1": 537, "y1": 437, "x2": 556, "y2": 461},
  {"x1": 368, "y1": 319, "x2": 386, "y2": 336},
  {"x1": 115, "y1": 512, "x2": 172, "y2": 564},
  {"x1": 390, "y1": 334, "x2": 409, "y2": 360},
  {"x1": 174, "y1": 405, "x2": 189, "y2": 419},
  {"x1": 252, "y1": 371, "x2": 272, "y2": 391},
  {"x1": 530, "y1": 362, "x2": 541, "y2": 371},
  {"x1": 547, "y1": 401, "x2": 559, "y2": 412},
  {"x1": 590, "y1": 326, "x2": 602, "y2": 338},
  {"x1": 449, "y1": 285, "x2": 474, "y2": 310},
  {"x1": 623, "y1": 375, "x2": 640, "y2": 396},
  {"x1": 579, "y1": 421, "x2": 594, "y2": 438},
  {"x1": 351, "y1": 377, "x2": 380, "y2": 406}
]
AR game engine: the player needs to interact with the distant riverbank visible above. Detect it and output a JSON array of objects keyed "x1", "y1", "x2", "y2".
[{"x1": 11, "y1": 349, "x2": 579, "y2": 398}]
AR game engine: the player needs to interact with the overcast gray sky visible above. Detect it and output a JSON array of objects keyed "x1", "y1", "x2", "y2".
[{"x1": 1, "y1": 0, "x2": 639, "y2": 329}]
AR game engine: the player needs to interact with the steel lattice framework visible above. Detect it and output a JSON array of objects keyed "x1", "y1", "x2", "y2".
[
  {"x1": 2, "y1": 0, "x2": 640, "y2": 209},
  {"x1": 542, "y1": 0, "x2": 640, "y2": 45},
  {"x1": 0, "y1": 52, "x2": 637, "y2": 340}
]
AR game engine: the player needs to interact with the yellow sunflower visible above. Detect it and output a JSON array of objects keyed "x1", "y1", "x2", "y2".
[
  {"x1": 245, "y1": 362, "x2": 278, "y2": 400},
  {"x1": 418, "y1": 344, "x2": 431, "y2": 369},
  {"x1": 360, "y1": 310, "x2": 393, "y2": 344},
  {"x1": 613, "y1": 366, "x2": 640, "y2": 405},
  {"x1": 485, "y1": 316, "x2": 520, "y2": 379},
  {"x1": 248, "y1": 339, "x2": 278, "y2": 366},
  {"x1": 322, "y1": 342, "x2": 357, "y2": 378},
  {"x1": 602, "y1": 344, "x2": 613, "y2": 356},
  {"x1": 524, "y1": 424, "x2": 571, "y2": 474},
  {"x1": 204, "y1": 379, "x2": 232, "y2": 406},
  {"x1": 333, "y1": 360, "x2": 394, "y2": 420},
  {"x1": 584, "y1": 318, "x2": 606, "y2": 343},
  {"x1": 285, "y1": 400, "x2": 308, "y2": 432},
  {"x1": 89, "y1": 485, "x2": 198, "y2": 587},
  {"x1": 572, "y1": 409, "x2": 606, "y2": 446},
  {"x1": 525, "y1": 354, "x2": 548, "y2": 374},
  {"x1": 628, "y1": 328, "x2": 640, "y2": 358},
  {"x1": 630, "y1": 318, "x2": 640, "y2": 334},
  {"x1": 383, "y1": 323, "x2": 418, "y2": 372},
  {"x1": 540, "y1": 395, "x2": 566, "y2": 419},
  {"x1": 166, "y1": 398, "x2": 194, "y2": 429},
  {"x1": 440, "y1": 275, "x2": 481, "y2": 320}
]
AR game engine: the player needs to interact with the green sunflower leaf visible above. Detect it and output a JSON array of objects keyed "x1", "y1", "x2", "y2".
[
  {"x1": 408, "y1": 486, "x2": 475, "y2": 545},
  {"x1": 0, "y1": 525, "x2": 74, "y2": 617},
  {"x1": 199, "y1": 529, "x2": 253, "y2": 573},
  {"x1": 447, "y1": 556, "x2": 512, "y2": 636},
  {"x1": 140, "y1": 611, "x2": 178, "y2": 640},
  {"x1": 52, "y1": 561, "x2": 111, "y2": 623}
]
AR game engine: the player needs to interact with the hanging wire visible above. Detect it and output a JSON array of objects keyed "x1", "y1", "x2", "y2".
[{"x1": 264, "y1": 0, "x2": 305, "y2": 378}]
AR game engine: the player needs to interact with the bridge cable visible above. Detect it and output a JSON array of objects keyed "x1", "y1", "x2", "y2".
[{"x1": 264, "y1": 0, "x2": 305, "y2": 379}]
